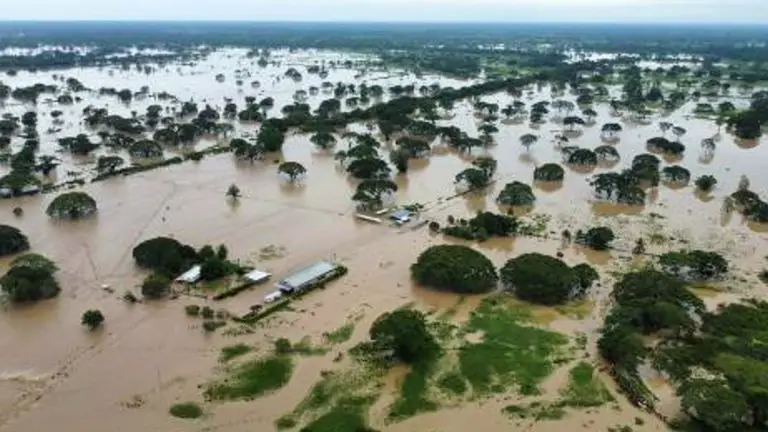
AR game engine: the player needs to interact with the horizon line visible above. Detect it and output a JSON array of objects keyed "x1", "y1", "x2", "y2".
[{"x1": 1, "y1": 19, "x2": 768, "y2": 26}]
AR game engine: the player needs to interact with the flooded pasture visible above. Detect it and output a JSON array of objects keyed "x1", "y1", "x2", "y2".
[{"x1": 0, "y1": 47, "x2": 766, "y2": 431}]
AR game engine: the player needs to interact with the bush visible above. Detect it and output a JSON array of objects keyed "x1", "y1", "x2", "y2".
[
  {"x1": 202, "y1": 320, "x2": 226, "y2": 332},
  {"x1": 501, "y1": 253, "x2": 595, "y2": 305},
  {"x1": 533, "y1": 163, "x2": 565, "y2": 181},
  {"x1": 0, "y1": 224, "x2": 30, "y2": 256},
  {"x1": 81, "y1": 309, "x2": 105, "y2": 330},
  {"x1": 141, "y1": 273, "x2": 171, "y2": 299},
  {"x1": 370, "y1": 309, "x2": 439, "y2": 365},
  {"x1": 185, "y1": 305, "x2": 201, "y2": 316},
  {"x1": 201, "y1": 306, "x2": 215, "y2": 319},
  {"x1": 577, "y1": 227, "x2": 615, "y2": 250},
  {"x1": 695, "y1": 175, "x2": 717, "y2": 192},
  {"x1": 411, "y1": 245, "x2": 498, "y2": 294},
  {"x1": 442, "y1": 211, "x2": 518, "y2": 241},
  {"x1": 169, "y1": 402, "x2": 203, "y2": 419}
]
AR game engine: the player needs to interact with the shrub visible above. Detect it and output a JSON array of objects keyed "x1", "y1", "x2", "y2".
[
  {"x1": 695, "y1": 175, "x2": 717, "y2": 192},
  {"x1": 411, "y1": 245, "x2": 498, "y2": 294},
  {"x1": 577, "y1": 227, "x2": 615, "y2": 250},
  {"x1": 185, "y1": 305, "x2": 201, "y2": 316},
  {"x1": 141, "y1": 273, "x2": 171, "y2": 299},
  {"x1": 658, "y1": 250, "x2": 728, "y2": 281},
  {"x1": 201, "y1": 306, "x2": 215, "y2": 319},
  {"x1": 81, "y1": 309, "x2": 105, "y2": 330},
  {"x1": 169, "y1": 402, "x2": 203, "y2": 419}
]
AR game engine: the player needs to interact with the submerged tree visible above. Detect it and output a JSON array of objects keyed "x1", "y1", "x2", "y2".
[
  {"x1": 0, "y1": 225, "x2": 30, "y2": 257},
  {"x1": 278, "y1": 161, "x2": 307, "y2": 182},
  {"x1": 695, "y1": 175, "x2": 717, "y2": 192},
  {"x1": 455, "y1": 168, "x2": 490, "y2": 191},
  {"x1": 46, "y1": 192, "x2": 97, "y2": 219},
  {"x1": 226, "y1": 184, "x2": 241, "y2": 200},
  {"x1": 352, "y1": 179, "x2": 398, "y2": 211},
  {"x1": 533, "y1": 163, "x2": 565, "y2": 181},
  {"x1": 501, "y1": 253, "x2": 596, "y2": 305},
  {"x1": 661, "y1": 166, "x2": 691, "y2": 184},
  {"x1": 81, "y1": 309, "x2": 105, "y2": 330},
  {"x1": 0, "y1": 253, "x2": 60, "y2": 303},
  {"x1": 576, "y1": 227, "x2": 616, "y2": 251},
  {"x1": 369, "y1": 309, "x2": 439, "y2": 365},
  {"x1": 520, "y1": 133, "x2": 538, "y2": 152},
  {"x1": 497, "y1": 181, "x2": 536, "y2": 206},
  {"x1": 411, "y1": 244, "x2": 497, "y2": 294}
]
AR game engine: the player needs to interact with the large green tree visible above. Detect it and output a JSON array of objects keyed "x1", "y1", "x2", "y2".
[{"x1": 411, "y1": 245, "x2": 497, "y2": 294}]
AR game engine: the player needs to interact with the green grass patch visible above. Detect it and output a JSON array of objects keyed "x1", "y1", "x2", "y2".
[
  {"x1": 324, "y1": 323, "x2": 355, "y2": 344},
  {"x1": 301, "y1": 396, "x2": 377, "y2": 432},
  {"x1": 458, "y1": 297, "x2": 568, "y2": 396},
  {"x1": 204, "y1": 355, "x2": 294, "y2": 401},
  {"x1": 437, "y1": 372, "x2": 468, "y2": 396},
  {"x1": 169, "y1": 402, "x2": 203, "y2": 419},
  {"x1": 560, "y1": 361, "x2": 614, "y2": 407},
  {"x1": 388, "y1": 363, "x2": 439, "y2": 420},
  {"x1": 219, "y1": 343, "x2": 252, "y2": 362},
  {"x1": 275, "y1": 336, "x2": 329, "y2": 356},
  {"x1": 536, "y1": 404, "x2": 566, "y2": 420}
]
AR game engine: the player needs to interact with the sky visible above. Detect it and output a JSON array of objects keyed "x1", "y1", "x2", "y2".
[{"x1": 5, "y1": 0, "x2": 768, "y2": 23}]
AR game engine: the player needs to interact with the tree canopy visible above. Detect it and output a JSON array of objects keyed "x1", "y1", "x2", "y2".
[
  {"x1": 658, "y1": 250, "x2": 728, "y2": 281},
  {"x1": 46, "y1": 192, "x2": 98, "y2": 219},
  {"x1": 497, "y1": 181, "x2": 535, "y2": 206},
  {"x1": 132, "y1": 236, "x2": 198, "y2": 276},
  {"x1": 0, "y1": 253, "x2": 60, "y2": 303},
  {"x1": 278, "y1": 161, "x2": 307, "y2": 181},
  {"x1": 369, "y1": 309, "x2": 439, "y2": 365},
  {"x1": 533, "y1": 163, "x2": 565, "y2": 181},
  {"x1": 577, "y1": 227, "x2": 615, "y2": 251},
  {"x1": 0, "y1": 225, "x2": 30, "y2": 256},
  {"x1": 411, "y1": 244, "x2": 497, "y2": 294},
  {"x1": 500, "y1": 253, "x2": 596, "y2": 305}
]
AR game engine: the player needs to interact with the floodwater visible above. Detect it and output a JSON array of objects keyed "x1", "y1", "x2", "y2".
[{"x1": 0, "y1": 48, "x2": 766, "y2": 431}]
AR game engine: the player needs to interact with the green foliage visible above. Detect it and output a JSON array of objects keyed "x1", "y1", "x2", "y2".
[
  {"x1": 411, "y1": 244, "x2": 498, "y2": 294},
  {"x1": 81, "y1": 309, "x2": 105, "y2": 330},
  {"x1": 388, "y1": 362, "x2": 438, "y2": 420},
  {"x1": 169, "y1": 402, "x2": 203, "y2": 419},
  {"x1": 300, "y1": 396, "x2": 377, "y2": 432},
  {"x1": 370, "y1": 309, "x2": 439, "y2": 365},
  {"x1": 560, "y1": 362, "x2": 614, "y2": 407},
  {"x1": 497, "y1": 181, "x2": 536, "y2": 206},
  {"x1": 695, "y1": 175, "x2": 717, "y2": 192},
  {"x1": 577, "y1": 226, "x2": 615, "y2": 250},
  {"x1": 132, "y1": 236, "x2": 198, "y2": 276},
  {"x1": 220, "y1": 343, "x2": 252, "y2": 362},
  {"x1": 658, "y1": 250, "x2": 728, "y2": 281},
  {"x1": 454, "y1": 167, "x2": 490, "y2": 190},
  {"x1": 0, "y1": 224, "x2": 30, "y2": 256},
  {"x1": 0, "y1": 253, "x2": 59, "y2": 303},
  {"x1": 442, "y1": 211, "x2": 518, "y2": 241},
  {"x1": 436, "y1": 372, "x2": 468, "y2": 395},
  {"x1": 141, "y1": 273, "x2": 171, "y2": 299},
  {"x1": 184, "y1": 305, "x2": 201, "y2": 316},
  {"x1": 278, "y1": 161, "x2": 307, "y2": 181},
  {"x1": 204, "y1": 355, "x2": 294, "y2": 401},
  {"x1": 46, "y1": 191, "x2": 97, "y2": 219},
  {"x1": 500, "y1": 253, "x2": 596, "y2": 305},
  {"x1": 679, "y1": 379, "x2": 749, "y2": 432},
  {"x1": 533, "y1": 163, "x2": 565, "y2": 181},
  {"x1": 324, "y1": 323, "x2": 355, "y2": 344}
]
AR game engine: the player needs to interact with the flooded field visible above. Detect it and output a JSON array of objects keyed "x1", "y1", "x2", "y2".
[{"x1": 0, "y1": 47, "x2": 766, "y2": 432}]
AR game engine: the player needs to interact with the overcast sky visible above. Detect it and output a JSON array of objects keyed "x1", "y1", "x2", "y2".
[{"x1": 6, "y1": 0, "x2": 768, "y2": 23}]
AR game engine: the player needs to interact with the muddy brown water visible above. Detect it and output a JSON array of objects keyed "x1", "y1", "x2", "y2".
[{"x1": 0, "y1": 48, "x2": 766, "y2": 431}]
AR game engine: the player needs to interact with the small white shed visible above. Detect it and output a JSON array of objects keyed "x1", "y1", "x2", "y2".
[
  {"x1": 175, "y1": 265, "x2": 202, "y2": 284},
  {"x1": 244, "y1": 269, "x2": 272, "y2": 284}
]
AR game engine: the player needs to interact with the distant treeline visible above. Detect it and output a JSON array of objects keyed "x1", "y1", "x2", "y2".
[{"x1": 1, "y1": 22, "x2": 768, "y2": 62}]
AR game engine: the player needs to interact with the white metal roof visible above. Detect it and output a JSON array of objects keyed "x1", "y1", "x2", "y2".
[
  {"x1": 245, "y1": 269, "x2": 271, "y2": 283},
  {"x1": 175, "y1": 265, "x2": 201, "y2": 283}
]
